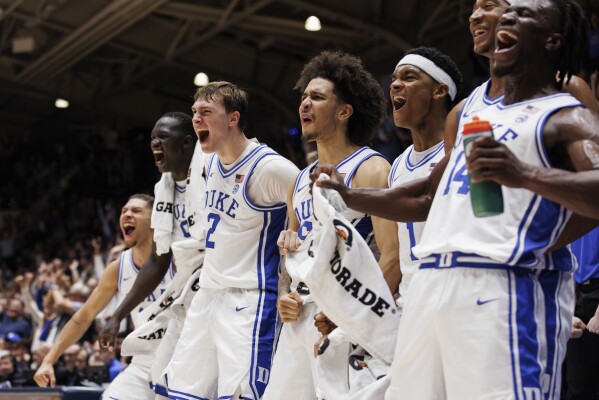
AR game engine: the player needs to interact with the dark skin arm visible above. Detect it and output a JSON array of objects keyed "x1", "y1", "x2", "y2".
[
  {"x1": 98, "y1": 247, "x2": 171, "y2": 349},
  {"x1": 467, "y1": 106, "x2": 599, "y2": 220},
  {"x1": 312, "y1": 152, "x2": 451, "y2": 223}
]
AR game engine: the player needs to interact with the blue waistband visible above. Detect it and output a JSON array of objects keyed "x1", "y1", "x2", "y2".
[{"x1": 420, "y1": 252, "x2": 531, "y2": 273}]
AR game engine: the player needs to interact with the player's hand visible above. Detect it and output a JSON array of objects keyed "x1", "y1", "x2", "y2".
[
  {"x1": 587, "y1": 315, "x2": 599, "y2": 335},
  {"x1": 314, "y1": 311, "x2": 336, "y2": 335},
  {"x1": 277, "y1": 230, "x2": 301, "y2": 256},
  {"x1": 571, "y1": 316, "x2": 586, "y2": 338},
  {"x1": 278, "y1": 291, "x2": 303, "y2": 323},
  {"x1": 310, "y1": 165, "x2": 347, "y2": 198},
  {"x1": 98, "y1": 316, "x2": 120, "y2": 350},
  {"x1": 34, "y1": 361, "x2": 56, "y2": 388},
  {"x1": 466, "y1": 136, "x2": 535, "y2": 188}
]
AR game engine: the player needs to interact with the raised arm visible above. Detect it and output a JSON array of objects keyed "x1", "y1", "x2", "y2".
[
  {"x1": 33, "y1": 260, "x2": 119, "y2": 388},
  {"x1": 313, "y1": 151, "x2": 451, "y2": 223},
  {"x1": 98, "y1": 247, "x2": 171, "y2": 349}
]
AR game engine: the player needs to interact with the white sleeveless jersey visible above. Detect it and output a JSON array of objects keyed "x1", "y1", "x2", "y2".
[
  {"x1": 459, "y1": 79, "x2": 503, "y2": 122},
  {"x1": 172, "y1": 180, "x2": 192, "y2": 242},
  {"x1": 117, "y1": 249, "x2": 175, "y2": 328},
  {"x1": 199, "y1": 144, "x2": 289, "y2": 292},
  {"x1": 389, "y1": 141, "x2": 444, "y2": 296},
  {"x1": 289, "y1": 147, "x2": 384, "y2": 289},
  {"x1": 414, "y1": 92, "x2": 582, "y2": 271}
]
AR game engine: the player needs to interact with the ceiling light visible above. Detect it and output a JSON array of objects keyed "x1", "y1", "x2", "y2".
[
  {"x1": 55, "y1": 98, "x2": 69, "y2": 109},
  {"x1": 194, "y1": 72, "x2": 209, "y2": 87},
  {"x1": 305, "y1": 16, "x2": 321, "y2": 32}
]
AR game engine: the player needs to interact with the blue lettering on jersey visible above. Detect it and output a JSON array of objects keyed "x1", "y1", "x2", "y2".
[
  {"x1": 497, "y1": 128, "x2": 519, "y2": 142},
  {"x1": 294, "y1": 199, "x2": 313, "y2": 240},
  {"x1": 204, "y1": 189, "x2": 240, "y2": 218}
]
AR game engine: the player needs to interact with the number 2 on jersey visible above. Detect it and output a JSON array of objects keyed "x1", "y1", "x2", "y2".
[{"x1": 206, "y1": 212, "x2": 221, "y2": 249}]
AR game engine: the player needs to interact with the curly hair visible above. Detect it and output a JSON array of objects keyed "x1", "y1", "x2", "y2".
[
  {"x1": 403, "y1": 46, "x2": 463, "y2": 109},
  {"x1": 295, "y1": 51, "x2": 386, "y2": 146},
  {"x1": 550, "y1": 0, "x2": 588, "y2": 86}
]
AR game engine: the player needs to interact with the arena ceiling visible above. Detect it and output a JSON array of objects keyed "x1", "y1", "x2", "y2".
[{"x1": 0, "y1": 0, "x2": 476, "y2": 141}]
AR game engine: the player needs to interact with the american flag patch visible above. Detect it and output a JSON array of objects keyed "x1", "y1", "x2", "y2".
[
  {"x1": 235, "y1": 174, "x2": 245, "y2": 183},
  {"x1": 522, "y1": 105, "x2": 540, "y2": 114},
  {"x1": 429, "y1": 162, "x2": 437, "y2": 171}
]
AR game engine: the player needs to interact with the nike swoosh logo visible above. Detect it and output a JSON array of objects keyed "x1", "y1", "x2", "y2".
[
  {"x1": 123, "y1": 276, "x2": 131, "y2": 281},
  {"x1": 476, "y1": 298, "x2": 499, "y2": 306},
  {"x1": 296, "y1": 183, "x2": 309, "y2": 193},
  {"x1": 235, "y1": 306, "x2": 249, "y2": 312}
]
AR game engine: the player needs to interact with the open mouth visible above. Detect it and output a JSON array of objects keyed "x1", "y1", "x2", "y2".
[
  {"x1": 300, "y1": 113, "x2": 313, "y2": 125},
  {"x1": 496, "y1": 29, "x2": 519, "y2": 52},
  {"x1": 473, "y1": 27, "x2": 488, "y2": 38},
  {"x1": 123, "y1": 224, "x2": 135, "y2": 236},
  {"x1": 153, "y1": 150, "x2": 165, "y2": 165},
  {"x1": 197, "y1": 129, "x2": 209, "y2": 144},
  {"x1": 392, "y1": 96, "x2": 407, "y2": 111}
]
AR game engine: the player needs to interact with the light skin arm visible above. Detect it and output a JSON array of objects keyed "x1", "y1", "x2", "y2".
[
  {"x1": 33, "y1": 260, "x2": 119, "y2": 388},
  {"x1": 277, "y1": 179, "x2": 303, "y2": 323},
  {"x1": 98, "y1": 246, "x2": 171, "y2": 349},
  {"x1": 467, "y1": 106, "x2": 599, "y2": 219},
  {"x1": 443, "y1": 99, "x2": 465, "y2": 153},
  {"x1": 352, "y1": 156, "x2": 401, "y2": 294},
  {"x1": 312, "y1": 151, "x2": 451, "y2": 223},
  {"x1": 16, "y1": 273, "x2": 43, "y2": 326}
]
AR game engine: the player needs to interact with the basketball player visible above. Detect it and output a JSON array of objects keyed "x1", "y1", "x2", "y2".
[
  {"x1": 99, "y1": 112, "x2": 197, "y2": 346},
  {"x1": 263, "y1": 50, "x2": 400, "y2": 400},
  {"x1": 33, "y1": 193, "x2": 174, "y2": 400},
  {"x1": 314, "y1": 0, "x2": 599, "y2": 397},
  {"x1": 159, "y1": 81, "x2": 298, "y2": 399},
  {"x1": 387, "y1": 47, "x2": 462, "y2": 311}
]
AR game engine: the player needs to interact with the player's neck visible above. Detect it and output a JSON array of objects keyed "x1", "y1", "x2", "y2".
[
  {"x1": 132, "y1": 240, "x2": 153, "y2": 269},
  {"x1": 316, "y1": 130, "x2": 360, "y2": 165},
  {"x1": 503, "y1": 72, "x2": 559, "y2": 105},
  {"x1": 487, "y1": 63, "x2": 505, "y2": 99},
  {"x1": 409, "y1": 108, "x2": 445, "y2": 152},
  {"x1": 217, "y1": 131, "x2": 251, "y2": 165},
  {"x1": 172, "y1": 151, "x2": 194, "y2": 181}
]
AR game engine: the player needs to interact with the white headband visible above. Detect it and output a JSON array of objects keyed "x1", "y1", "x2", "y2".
[{"x1": 396, "y1": 54, "x2": 457, "y2": 100}]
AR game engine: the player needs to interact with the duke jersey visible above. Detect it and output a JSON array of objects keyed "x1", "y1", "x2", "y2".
[
  {"x1": 414, "y1": 93, "x2": 582, "y2": 270},
  {"x1": 388, "y1": 141, "x2": 444, "y2": 296},
  {"x1": 199, "y1": 143, "x2": 288, "y2": 293},
  {"x1": 290, "y1": 147, "x2": 384, "y2": 290},
  {"x1": 117, "y1": 249, "x2": 175, "y2": 328},
  {"x1": 173, "y1": 180, "x2": 191, "y2": 242},
  {"x1": 459, "y1": 79, "x2": 503, "y2": 122}
]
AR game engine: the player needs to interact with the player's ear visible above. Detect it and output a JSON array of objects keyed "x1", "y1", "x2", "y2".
[
  {"x1": 545, "y1": 33, "x2": 562, "y2": 52},
  {"x1": 183, "y1": 134, "x2": 194, "y2": 148},
  {"x1": 432, "y1": 84, "x2": 448, "y2": 100},
  {"x1": 229, "y1": 111, "x2": 240, "y2": 127},
  {"x1": 338, "y1": 104, "x2": 353, "y2": 121}
]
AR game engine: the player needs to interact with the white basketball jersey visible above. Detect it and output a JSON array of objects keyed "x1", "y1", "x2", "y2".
[
  {"x1": 414, "y1": 93, "x2": 582, "y2": 271},
  {"x1": 172, "y1": 180, "x2": 191, "y2": 242},
  {"x1": 199, "y1": 143, "x2": 288, "y2": 292},
  {"x1": 289, "y1": 147, "x2": 384, "y2": 289},
  {"x1": 388, "y1": 141, "x2": 444, "y2": 296},
  {"x1": 117, "y1": 249, "x2": 175, "y2": 328},
  {"x1": 459, "y1": 79, "x2": 503, "y2": 122}
]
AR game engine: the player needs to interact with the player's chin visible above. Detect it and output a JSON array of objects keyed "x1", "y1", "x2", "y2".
[{"x1": 123, "y1": 238, "x2": 137, "y2": 248}]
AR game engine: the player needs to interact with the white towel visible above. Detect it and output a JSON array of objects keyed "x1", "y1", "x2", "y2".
[
  {"x1": 300, "y1": 174, "x2": 400, "y2": 364},
  {"x1": 151, "y1": 173, "x2": 175, "y2": 255},
  {"x1": 121, "y1": 238, "x2": 205, "y2": 357},
  {"x1": 185, "y1": 142, "x2": 207, "y2": 241}
]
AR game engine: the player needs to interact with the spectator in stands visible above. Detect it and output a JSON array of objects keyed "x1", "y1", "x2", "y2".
[
  {"x1": 0, "y1": 299, "x2": 32, "y2": 339},
  {"x1": 55, "y1": 344, "x2": 83, "y2": 386},
  {"x1": 89, "y1": 341, "x2": 123, "y2": 382},
  {"x1": 0, "y1": 349, "x2": 15, "y2": 388}
]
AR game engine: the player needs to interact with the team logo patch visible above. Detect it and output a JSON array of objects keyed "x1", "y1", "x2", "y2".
[
  {"x1": 515, "y1": 114, "x2": 528, "y2": 123},
  {"x1": 232, "y1": 184, "x2": 240, "y2": 194},
  {"x1": 333, "y1": 219, "x2": 353, "y2": 248}
]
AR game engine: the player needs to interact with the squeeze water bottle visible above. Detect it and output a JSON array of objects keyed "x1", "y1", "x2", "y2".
[{"x1": 462, "y1": 116, "x2": 504, "y2": 217}]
